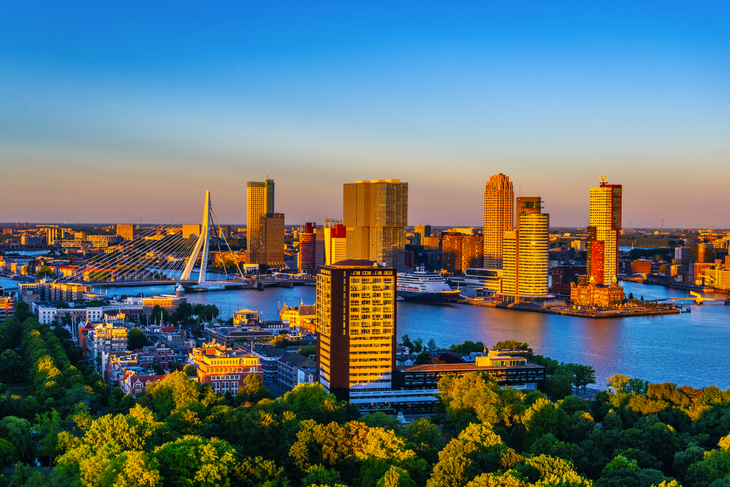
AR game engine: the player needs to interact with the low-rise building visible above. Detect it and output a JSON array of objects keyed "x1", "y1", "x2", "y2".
[
  {"x1": 0, "y1": 297, "x2": 13, "y2": 320},
  {"x1": 277, "y1": 352, "x2": 317, "y2": 391},
  {"x1": 232, "y1": 309, "x2": 259, "y2": 326},
  {"x1": 204, "y1": 325, "x2": 274, "y2": 348},
  {"x1": 85, "y1": 323, "x2": 128, "y2": 366},
  {"x1": 279, "y1": 303, "x2": 316, "y2": 333},
  {"x1": 570, "y1": 281, "x2": 626, "y2": 308},
  {"x1": 251, "y1": 345, "x2": 286, "y2": 383},
  {"x1": 189, "y1": 341, "x2": 263, "y2": 395}
]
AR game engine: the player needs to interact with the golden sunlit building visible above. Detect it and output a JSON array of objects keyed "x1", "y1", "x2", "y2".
[
  {"x1": 483, "y1": 174, "x2": 514, "y2": 270},
  {"x1": 316, "y1": 260, "x2": 397, "y2": 401},
  {"x1": 260, "y1": 213, "x2": 286, "y2": 269},
  {"x1": 116, "y1": 224, "x2": 134, "y2": 241},
  {"x1": 182, "y1": 224, "x2": 201, "y2": 239},
  {"x1": 190, "y1": 341, "x2": 263, "y2": 395},
  {"x1": 246, "y1": 176, "x2": 275, "y2": 265},
  {"x1": 588, "y1": 178, "x2": 622, "y2": 285},
  {"x1": 343, "y1": 180, "x2": 408, "y2": 268},
  {"x1": 442, "y1": 233, "x2": 484, "y2": 274},
  {"x1": 502, "y1": 197, "x2": 550, "y2": 297}
]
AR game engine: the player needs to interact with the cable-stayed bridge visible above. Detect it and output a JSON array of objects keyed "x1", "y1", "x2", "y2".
[{"x1": 58, "y1": 191, "x2": 258, "y2": 291}]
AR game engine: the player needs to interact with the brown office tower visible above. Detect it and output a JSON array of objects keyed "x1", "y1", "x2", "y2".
[
  {"x1": 483, "y1": 174, "x2": 514, "y2": 270},
  {"x1": 247, "y1": 176, "x2": 275, "y2": 265},
  {"x1": 259, "y1": 213, "x2": 286, "y2": 269},
  {"x1": 343, "y1": 180, "x2": 408, "y2": 268},
  {"x1": 298, "y1": 222, "x2": 317, "y2": 272},
  {"x1": 316, "y1": 260, "x2": 397, "y2": 401},
  {"x1": 588, "y1": 179, "x2": 622, "y2": 285}
]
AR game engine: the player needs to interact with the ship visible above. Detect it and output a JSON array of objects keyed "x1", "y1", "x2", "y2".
[{"x1": 397, "y1": 267, "x2": 461, "y2": 304}]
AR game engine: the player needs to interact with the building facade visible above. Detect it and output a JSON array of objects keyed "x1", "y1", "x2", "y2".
[
  {"x1": 483, "y1": 174, "x2": 514, "y2": 270},
  {"x1": 343, "y1": 180, "x2": 408, "y2": 269},
  {"x1": 442, "y1": 233, "x2": 484, "y2": 274},
  {"x1": 316, "y1": 260, "x2": 397, "y2": 401},
  {"x1": 116, "y1": 224, "x2": 134, "y2": 241},
  {"x1": 246, "y1": 177, "x2": 275, "y2": 265},
  {"x1": 588, "y1": 179, "x2": 622, "y2": 285},
  {"x1": 502, "y1": 198, "x2": 550, "y2": 296},
  {"x1": 190, "y1": 341, "x2": 263, "y2": 395}
]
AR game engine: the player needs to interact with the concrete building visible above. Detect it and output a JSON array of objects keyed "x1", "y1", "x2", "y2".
[
  {"x1": 442, "y1": 233, "x2": 483, "y2": 274},
  {"x1": 277, "y1": 352, "x2": 317, "y2": 391},
  {"x1": 483, "y1": 174, "x2": 514, "y2": 270},
  {"x1": 246, "y1": 176, "x2": 275, "y2": 266},
  {"x1": 502, "y1": 198, "x2": 550, "y2": 297},
  {"x1": 316, "y1": 260, "x2": 397, "y2": 401},
  {"x1": 182, "y1": 224, "x2": 201, "y2": 239},
  {"x1": 588, "y1": 178, "x2": 622, "y2": 285},
  {"x1": 324, "y1": 223, "x2": 347, "y2": 265},
  {"x1": 259, "y1": 213, "x2": 286, "y2": 269},
  {"x1": 570, "y1": 281, "x2": 625, "y2": 308},
  {"x1": 232, "y1": 309, "x2": 259, "y2": 326},
  {"x1": 116, "y1": 224, "x2": 134, "y2": 241},
  {"x1": 343, "y1": 179, "x2": 408, "y2": 269},
  {"x1": 189, "y1": 341, "x2": 263, "y2": 395}
]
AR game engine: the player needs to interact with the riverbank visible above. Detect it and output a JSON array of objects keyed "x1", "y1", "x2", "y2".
[{"x1": 456, "y1": 297, "x2": 680, "y2": 318}]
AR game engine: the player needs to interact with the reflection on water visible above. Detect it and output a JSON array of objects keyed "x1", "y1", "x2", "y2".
[{"x1": 4, "y1": 278, "x2": 720, "y2": 391}]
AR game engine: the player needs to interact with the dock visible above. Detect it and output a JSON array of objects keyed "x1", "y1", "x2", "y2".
[{"x1": 456, "y1": 298, "x2": 681, "y2": 319}]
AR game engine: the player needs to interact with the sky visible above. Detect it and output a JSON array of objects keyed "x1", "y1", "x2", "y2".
[{"x1": 1, "y1": 1, "x2": 728, "y2": 228}]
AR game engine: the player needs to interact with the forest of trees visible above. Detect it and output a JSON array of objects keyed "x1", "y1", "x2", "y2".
[{"x1": 1, "y1": 309, "x2": 730, "y2": 486}]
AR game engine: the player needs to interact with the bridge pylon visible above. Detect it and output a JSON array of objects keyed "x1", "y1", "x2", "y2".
[{"x1": 181, "y1": 191, "x2": 212, "y2": 284}]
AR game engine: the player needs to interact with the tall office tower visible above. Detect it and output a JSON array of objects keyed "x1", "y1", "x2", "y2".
[
  {"x1": 298, "y1": 223, "x2": 317, "y2": 272},
  {"x1": 343, "y1": 179, "x2": 408, "y2": 268},
  {"x1": 316, "y1": 260, "x2": 397, "y2": 401},
  {"x1": 588, "y1": 178, "x2": 622, "y2": 285},
  {"x1": 483, "y1": 174, "x2": 515, "y2": 270},
  {"x1": 247, "y1": 176, "x2": 276, "y2": 265},
  {"x1": 117, "y1": 224, "x2": 134, "y2": 241},
  {"x1": 502, "y1": 197, "x2": 549, "y2": 295},
  {"x1": 324, "y1": 223, "x2": 347, "y2": 265},
  {"x1": 315, "y1": 226, "x2": 326, "y2": 267},
  {"x1": 259, "y1": 213, "x2": 286, "y2": 269},
  {"x1": 413, "y1": 224, "x2": 431, "y2": 246}
]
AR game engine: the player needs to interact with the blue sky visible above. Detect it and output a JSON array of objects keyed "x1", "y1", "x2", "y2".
[{"x1": 1, "y1": 1, "x2": 728, "y2": 227}]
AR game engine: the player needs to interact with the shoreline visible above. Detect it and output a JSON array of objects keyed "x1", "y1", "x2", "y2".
[{"x1": 455, "y1": 298, "x2": 681, "y2": 319}]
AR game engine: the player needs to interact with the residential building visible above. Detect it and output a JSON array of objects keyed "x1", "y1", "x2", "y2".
[
  {"x1": 251, "y1": 345, "x2": 286, "y2": 383},
  {"x1": 0, "y1": 297, "x2": 13, "y2": 321},
  {"x1": 203, "y1": 325, "x2": 274, "y2": 348},
  {"x1": 502, "y1": 197, "x2": 550, "y2": 297},
  {"x1": 588, "y1": 178, "x2": 622, "y2": 285},
  {"x1": 316, "y1": 260, "x2": 397, "y2": 401},
  {"x1": 483, "y1": 174, "x2": 514, "y2": 270},
  {"x1": 413, "y1": 224, "x2": 431, "y2": 246},
  {"x1": 343, "y1": 179, "x2": 408, "y2": 268},
  {"x1": 280, "y1": 302, "x2": 316, "y2": 333},
  {"x1": 246, "y1": 176, "x2": 275, "y2": 265},
  {"x1": 85, "y1": 323, "x2": 128, "y2": 366},
  {"x1": 232, "y1": 309, "x2": 259, "y2": 326},
  {"x1": 190, "y1": 341, "x2": 263, "y2": 395},
  {"x1": 277, "y1": 352, "x2": 317, "y2": 391}
]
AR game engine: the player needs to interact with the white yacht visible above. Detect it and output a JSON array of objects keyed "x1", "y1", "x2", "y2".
[{"x1": 397, "y1": 267, "x2": 461, "y2": 304}]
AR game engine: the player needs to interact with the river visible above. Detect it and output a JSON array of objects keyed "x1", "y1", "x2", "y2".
[{"x1": 2, "y1": 275, "x2": 728, "y2": 390}]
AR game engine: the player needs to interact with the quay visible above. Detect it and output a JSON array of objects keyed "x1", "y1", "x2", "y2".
[{"x1": 456, "y1": 297, "x2": 681, "y2": 319}]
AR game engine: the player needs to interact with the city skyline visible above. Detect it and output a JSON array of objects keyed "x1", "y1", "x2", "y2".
[{"x1": 1, "y1": 2, "x2": 729, "y2": 227}]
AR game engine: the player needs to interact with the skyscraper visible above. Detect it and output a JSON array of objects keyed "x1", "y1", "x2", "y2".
[
  {"x1": 298, "y1": 222, "x2": 317, "y2": 272},
  {"x1": 343, "y1": 179, "x2": 408, "y2": 268},
  {"x1": 483, "y1": 174, "x2": 514, "y2": 270},
  {"x1": 259, "y1": 213, "x2": 286, "y2": 269},
  {"x1": 502, "y1": 197, "x2": 549, "y2": 296},
  {"x1": 116, "y1": 224, "x2": 134, "y2": 241},
  {"x1": 316, "y1": 260, "x2": 397, "y2": 401},
  {"x1": 324, "y1": 221, "x2": 347, "y2": 265},
  {"x1": 588, "y1": 178, "x2": 622, "y2": 285},
  {"x1": 247, "y1": 175, "x2": 276, "y2": 266}
]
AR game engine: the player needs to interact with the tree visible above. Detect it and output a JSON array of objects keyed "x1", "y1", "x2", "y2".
[
  {"x1": 427, "y1": 339, "x2": 438, "y2": 352},
  {"x1": 0, "y1": 417, "x2": 34, "y2": 463},
  {"x1": 400, "y1": 335, "x2": 415, "y2": 352},
  {"x1": 232, "y1": 456, "x2": 288, "y2": 487},
  {"x1": 570, "y1": 364, "x2": 596, "y2": 394},
  {"x1": 37, "y1": 266, "x2": 55, "y2": 278},
  {"x1": 493, "y1": 340, "x2": 532, "y2": 352},
  {"x1": 412, "y1": 338, "x2": 424, "y2": 353},
  {"x1": 13, "y1": 301, "x2": 32, "y2": 322},
  {"x1": 0, "y1": 349, "x2": 25, "y2": 383},
  {"x1": 128, "y1": 328, "x2": 149, "y2": 351}
]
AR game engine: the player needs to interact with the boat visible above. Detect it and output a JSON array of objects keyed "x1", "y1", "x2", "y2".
[
  {"x1": 682, "y1": 306, "x2": 691, "y2": 313},
  {"x1": 397, "y1": 267, "x2": 461, "y2": 304}
]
